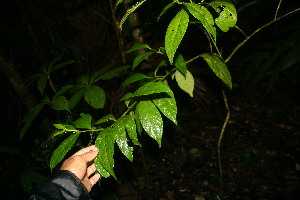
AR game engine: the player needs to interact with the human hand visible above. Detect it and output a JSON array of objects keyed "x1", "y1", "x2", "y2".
[{"x1": 60, "y1": 145, "x2": 101, "y2": 192}]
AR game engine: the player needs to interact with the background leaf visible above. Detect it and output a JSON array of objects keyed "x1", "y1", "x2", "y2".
[
  {"x1": 50, "y1": 132, "x2": 80, "y2": 170},
  {"x1": 133, "y1": 51, "x2": 155, "y2": 69},
  {"x1": 51, "y1": 95, "x2": 69, "y2": 111},
  {"x1": 165, "y1": 9, "x2": 189, "y2": 64},
  {"x1": 94, "y1": 114, "x2": 116, "y2": 125},
  {"x1": 84, "y1": 85, "x2": 105, "y2": 109},
  {"x1": 75, "y1": 113, "x2": 92, "y2": 129},
  {"x1": 125, "y1": 43, "x2": 151, "y2": 53},
  {"x1": 120, "y1": 0, "x2": 147, "y2": 29},
  {"x1": 121, "y1": 73, "x2": 149, "y2": 87},
  {"x1": 69, "y1": 88, "x2": 85, "y2": 110},
  {"x1": 136, "y1": 100, "x2": 163, "y2": 147}
]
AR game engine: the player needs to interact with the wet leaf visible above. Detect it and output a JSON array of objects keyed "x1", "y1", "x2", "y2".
[
  {"x1": 152, "y1": 96, "x2": 177, "y2": 125},
  {"x1": 136, "y1": 100, "x2": 163, "y2": 147},
  {"x1": 133, "y1": 82, "x2": 174, "y2": 98},
  {"x1": 94, "y1": 114, "x2": 116, "y2": 125}
]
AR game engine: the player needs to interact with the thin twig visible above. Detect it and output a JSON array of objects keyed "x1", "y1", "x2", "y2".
[
  {"x1": 218, "y1": 90, "x2": 230, "y2": 197},
  {"x1": 235, "y1": 25, "x2": 248, "y2": 38},
  {"x1": 225, "y1": 8, "x2": 300, "y2": 63},
  {"x1": 275, "y1": 0, "x2": 283, "y2": 20}
]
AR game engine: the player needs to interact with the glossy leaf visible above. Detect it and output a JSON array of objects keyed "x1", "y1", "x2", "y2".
[
  {"x1": 51, "y1": 96, "x2": 69, "y2": 111},
  {"x1": 201, "y1": 53, "x2": 232, "y2": 89},
  {"x1": 209, "y1": 1, "x2": 237, "y2": 32},
  {"x1": 185, "y1": 3, "x2": 216, "y2": 40},
  {"x1": 121, "y1": 115, "x2": 141, "y2": 146},
  {"x1": 120, "y1": 0, "x2": 147, "y2": 29},
  {"x1": 94, "y1": 114, "x2": 116, "y2": 125},
  {"x1": 94, "y1": 128, "x2": 116, "y2": 179},
  {"x1": 121, "y1": 73, "x2": 149, "y2": 87},
  {"x1": 125, "y1": 43, "x2": 151, "y2": 54},
  {"x1": 20, "y1": 96, "x2": 50, "y2": 140},
  {"x1": 174, "y1": 54, "x2": 187, "y2": 76},
  {"x1": 157, "y1": 2, "x2": 175, "y2": 21},
  {"x1": 50, "y1": 132, "x2": 80, "y2": 170},
  {"x1": 165, "y1": 9, "x2": 189, "y2": 64},
  {"x1": 133, "y1": 51, "x2": 155, "y2": 69},
  {"x1": 84, "y1": 85, "x2": 105, "y2": 109},
  {"x1": 75, "y1": 113, "x2": 92, "y2": 129},
  {"x1": 174, "y1": 70, "x2": 194, "y2": 97},
  {"x1": 113, "y1": 120, "x2": 133, "y2": 162},
  {"x1": 136, "y1": 100, "x2": 163, "y2": 147},
  {"x1": 135, "y1": 111, "x2": 143, "y2": 134},
  {"x1": 133, "y1": 82, "x2": 174, "y2": 98},
  {"x1": 152, "y1": 96, "x2": 177, "y2": 125},
  {"x1": 69, "y1": 88, "x2": 85, "y2": 110}
]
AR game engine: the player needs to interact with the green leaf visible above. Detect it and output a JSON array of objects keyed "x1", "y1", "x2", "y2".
[
  {"x1": 119, "y1": 92, "x2": 133, "y2": 101},
  {"x1": 174, "y1": 70, "x2": 194, "y2": 97},
  {"x1": 157, "y1": 2, "x2": 176, "y2": 21},
  {"x1": 113, "y1": 120, "x2": 133, "y2": 162},
  {"x1": 133, "y1": 82, "x2": 174, "y2": 98},
  {"x1": 96, "y1": 65, "x2": 130, "y2": 81},
  {"x1": 37, "y1": 75, "x2": 48, "y2": 95},
  {"x1": 165, "y1": 9, "x2": 189, "y2": 64},
  {"x1": 94, "y1": 128, "x2": 116, "y2": 179},
  {"x1": 94, "y1": 114, "x2": 116, "y2": 125},
  {"x1": 51, "y1": 96, "x2": 69, "y2": 111},
  {"x1": 69, "y1": 88, "x2": 85, "y2": 110},
  {"x1": 120, "y1": 0, "x2": 148, "y2": 29},
  {"x1": 116, "y1": 0, "x2": 125, "y2": 7},
  {"x1": 53, "y1": 85, "x2": 74, "y2": 99},
  {"x1": 95, "y1": 162, "x2": 110, "y2": 178},
  {"x1": 173, "y1": 54, "x2": 187, "y2": 76},
  {"x1": 75, "y1": 113, "x2": 92, "y2": 129},
  {"x1": 185, "y1": 3, "x2": 216, "y2": 41},
  {"x1": 84, "y1": 85, "x2": 105, "y2": 109},
  {"x1": 134, "y1": 111, "x2": 143, "y2": 134},
  {"x1": 125, "y1": 43, "x2": 151, "y2": 54},
  {"x1": 50, "y1": 129, "x2": 65, "y2": 139},
  {"x1": 209, "y1": 1, "x2": 237, "y2": 32},
  {"x1": 152, "y1": 96, "x2": 177, "y2": 125},
  {"x1": 121, "y1": 73, "x2": 149, "y2": 87},
  {"x1": 136, "y1": 100, "x2": 163, "y2": 147},
  {"x1": 201, "y1": 53, "x2": 232, "y2": 89},
  {"x1": 53, "y1": 124, "x2": 66, "y2": 130},
  {"x1": 50, "y1": 60, "x2": 76, "y2": 72},
  {"x1": 133, "y1": 51, "x2": 155, "y2": 69},
  {"x1": 50, "y1": 132, "x2": 80, "y2": 170},
  {"x1": 77, "y1": 74, "x2": 89, "y2": 86},
  {"x1": 20, "y1": 96, "x2": 50, "y2": 140}
]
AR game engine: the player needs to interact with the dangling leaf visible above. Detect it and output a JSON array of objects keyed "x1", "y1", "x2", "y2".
[
  {"x1": 51, "y1": 96, "x2": 69, "y2": 111},
  {"x1": 125, "y1": 43, "x2": 152, "y2": 54},
  {"x1": 201, "y1": 53, "x2": 232, "y2": 89},
  {"x1": 50, "y1": 132, "x2": 80, "y2": 170},
  {"x1": 209, "y1": 1, "x2": 237, "y2": 32},
  {"x1": 185, "y1": 3, "x2": 216, "y2": 41},
  {"x1": 121, "y1": 73, "x2": 149, "y2": 87},
  {"x1": 133, "y1": 51, "x2": 155, "y2": 69},
  {"x1": 136, "y1": 100, "x2": 163, "y2": 147},
  {"x1": 165, "y1": 9, "x2": 189, "y2": 64},
  {"x1": 173, "y1": 54, "x2": 187, "y2": 76},
  {"x1": 174, "y1": 70, "x2": 194, "y2": 97},
  {"x1": 94, "y1": 114, "x2": 116, "y2": 125},
  {"x1": 84, "y1": 85, "x2": 105, "y2": 109},
  {"x1": 113, "y1": 121, "x2": 133, "y2": 162},
  {"x1": 37, "y1": 75, "x2": 48, "y2": 95},
  {"x1": 69, "y1": 88, "x2": 85, "y2": 110},
  {"x1": 157, "y1": 2, "x2": 176, "y2": 21},
  {"x1": 121, "y1": 115, "x2": 141, "y2": 146},
  {"x1": 75, "y1": 113, "x2": 92, "y2": 129},
  {"x1": 120, "y1": 0, "x2": 148, "y2": 29},
  {"x1": 53, "y1": 85, "x2": 74, "y2": 99},
  {"x1": 94, "y1": 128, "x2": 116, "y2": 179},
  {"x1": 95, "y1": 65, "x2": 130, "y2": 81}
]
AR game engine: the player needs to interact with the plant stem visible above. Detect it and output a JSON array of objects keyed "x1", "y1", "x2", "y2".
[
  {"x1": 218, "y1": 90, "x2": 230, "y2": 197},
  {"x1": 274, "y1": 0, "x2": 283, "y2": 20},
  {"x1": 225, "y1": 8, "x2": 300, "y2": 63}
]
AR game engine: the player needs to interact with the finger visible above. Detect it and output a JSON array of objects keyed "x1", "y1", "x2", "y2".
[
  {"x1": 72, "y1": 145, "x2": 98, "y2": 157},
  {"x1": 80, "y1": 150, "x2": 99, "y2": 163},
  {"x1": 89, "y1": 173, "x2": 101, "y2": 186},
  {"x1": 87, "y1": 163, "x2": 97, "y2": 177}
]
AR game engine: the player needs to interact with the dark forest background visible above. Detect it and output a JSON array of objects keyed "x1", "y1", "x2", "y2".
[{"x1": 1, "y1": 0, "x2": 300, "y2": 199}]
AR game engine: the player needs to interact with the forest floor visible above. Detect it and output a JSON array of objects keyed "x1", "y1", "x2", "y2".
[
  {"x1": 92, "y1": 71, "x2": 300, "y2": 200},
  {"x1": 1, "y1": 68, "x2": 299, "y2": 200}
]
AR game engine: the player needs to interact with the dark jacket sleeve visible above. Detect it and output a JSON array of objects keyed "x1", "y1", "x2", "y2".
[{"x1": 29, "y1": 170, "x2": 91, "y2": 200}]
